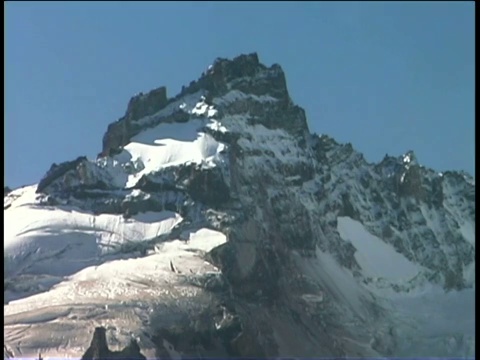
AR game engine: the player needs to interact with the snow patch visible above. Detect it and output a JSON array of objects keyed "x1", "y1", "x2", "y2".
[
  {"x1": 4, "y1": 197, "x2": 182, "y2": 278},
  {"x1": 4, "y1": 185, "x2": 39, "y2": 209},
  {"x1": 206, "y1": 119, "x2": 228, "y2": 133},
  {"x1": 191, "y1": 97, "x2": 218, "y2": 118},
  {"x1": 5, "y1": 227, "x2": 226, "y2": 315},
  {"x1": 213, "y1": 89, "x2": 278, "y2": 106},
  {"x1": 158, "y1": 228, "x2": 227, "y2": 254},
  {"x1": 337, "y1": 216, "x2": 421, "y2": 282},
  {"x1": 121, "y1": 119, "x2": 225, "y2": 187},
  {"x1": 459, "y1": 221, "x2": 475, "y2": 247},
  {"x1": 136, "y1": 91, "x2": 206, "y2": 127}
]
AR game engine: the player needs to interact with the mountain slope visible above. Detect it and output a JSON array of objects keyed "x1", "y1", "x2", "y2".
[{"x1": 4, "y1": 53, "x2": 475, "y2": 358}]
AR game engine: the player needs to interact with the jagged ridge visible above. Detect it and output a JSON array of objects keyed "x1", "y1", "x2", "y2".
[{"x1": 5, "y1": 52, "x2": 475, "y2": 358}]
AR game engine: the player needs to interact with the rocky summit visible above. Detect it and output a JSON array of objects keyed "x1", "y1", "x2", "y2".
[{"x1": 4, "y1": 53, "x2": 475, "y2": 359}]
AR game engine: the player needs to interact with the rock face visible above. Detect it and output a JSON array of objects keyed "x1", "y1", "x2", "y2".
[
  {"x1": 82, "y1": 327, "x2": 146, "y2": 360},
  {"x1": 4, "y1": 53, "x2": 475, "y2": 358},
  {"x1": 102, "y1": 86, "x2": 168, "y2": 156}
]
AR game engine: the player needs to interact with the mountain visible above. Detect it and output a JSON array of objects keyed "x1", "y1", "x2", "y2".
[{"x1": 4, "y1": 53, "x2": 475, "y2": 358}]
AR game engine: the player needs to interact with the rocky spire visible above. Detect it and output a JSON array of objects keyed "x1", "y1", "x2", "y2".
[
  {"x1": 100, "y1": 52, "x2": 300, "y2": 156},
  {"x1": 178, "y1": 52, "x2": 290, "y2": 101},
  {"x1": 81, "y1": 327, "x2": 110, "y2": 360},
  {"x1": 102, "y1": 86, "x2": 168, "y2": 156},
  {"x1": 81, "y1": 326, "x2": 146, "y2": 360}
]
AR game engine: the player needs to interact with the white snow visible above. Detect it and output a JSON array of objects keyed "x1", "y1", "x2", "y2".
[
  {"x1": 212, "y1": 89, "x2": 278, "y2": 106},
  {"x1": 236, "y1": 123, "x2": 304, "y2": 163},
  {"x1": 459, "y1": 222, "x2": 475, "y2": 247},
  {"x1": 4, "y1": 217, "x2": 227, "y2": 358},
  {"x1": 301, "y1": 293, "x2": 324, "y2": 303},
  {"x1": 136, "y1": 91, "x2": 206, "y2": 127},
  {"x1": 285, "y1": 175, "x2": 302, "y2": 182},
  {"x1": 337, "y1": 216, "x2": 421, "y2": 282},
  {"x1": 5, "y1": 228, "x2": 225, "y2": 309},
  {"x1": 187, "y1": 228, "x2": 227, "y2": 251},
  {"x1": 156, "y1": 228, "x2": 227, "y2": 255},
  {"x1": 4, "y1": 191, "x2": 183, "y2": 278},
  {"x1": 91, "y1": 93, "x2": 229, "y2": 189},
  {"x1": 119, "y1": 119, "x2": 225, "y2": 187},
  {"x1": 4, "y1": 184, "x2": 39, "y2": 209},
  {"x1": 206, "y1": 119, "x2": 228, "y2": 133},
  {"x1": 191, "y1": 98, "x2": 218, "y2": 117}
]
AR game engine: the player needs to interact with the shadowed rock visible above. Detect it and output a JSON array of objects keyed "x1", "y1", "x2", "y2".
[
  {"x1": 81, "y1": 327, "x2": 146, "y2": 360},
  {"x1": 102, "y1": 86, "x2": 168, "y2": 156}
]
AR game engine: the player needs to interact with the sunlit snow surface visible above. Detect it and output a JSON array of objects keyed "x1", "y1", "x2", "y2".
[
  {"x1": 4, "y1": 185, "x2": 183, "y2": 280},
  {"x1": 3, "y1": 92, "x2": 231, "y2": 359},
  {"x1": 91, "y1": 94, "x2": 227, "y2": 190},
  {"x1": 4, "y1": 185, "x2": 226, "y2": 359},
  {"x1": 121, "y1": 119, "x2": 225, "y2": 188},
  {"x1": 337, "y1": 216, "x2": 421, "y2": 282}
]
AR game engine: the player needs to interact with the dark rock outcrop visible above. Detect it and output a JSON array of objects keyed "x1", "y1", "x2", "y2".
[
  {"x1": 125, "y1": 87, "x2": 168, "y2": 123},
  {"x1": 102, "y1": 86, "x2": 168, "y2": 156},
  {"x1": 102, "y1": 119, "x2": 131, "y2": 157},
  {"x1": 36, "y1": 156, "x2": 88, "y2": 193},
  {"x1": 178, "y1": 53, "x2": 283, "y2": 98},
  {"x1": 81, "y1": 327, "x2": 146, "y2": 360}
]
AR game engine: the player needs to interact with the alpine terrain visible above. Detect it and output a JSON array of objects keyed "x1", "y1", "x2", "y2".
[{"x1": 4, "y1": 53, "x2": 475, "y2": 359}]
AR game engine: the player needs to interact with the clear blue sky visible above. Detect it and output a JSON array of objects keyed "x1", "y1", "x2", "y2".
[{"x1": 5, "y1": 1, "x2": 475, "y2": 188}]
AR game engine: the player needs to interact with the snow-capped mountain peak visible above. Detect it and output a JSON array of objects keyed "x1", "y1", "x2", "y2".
[{"x1": 4, "y1": 53, "x2": 475, "y2": 359}]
